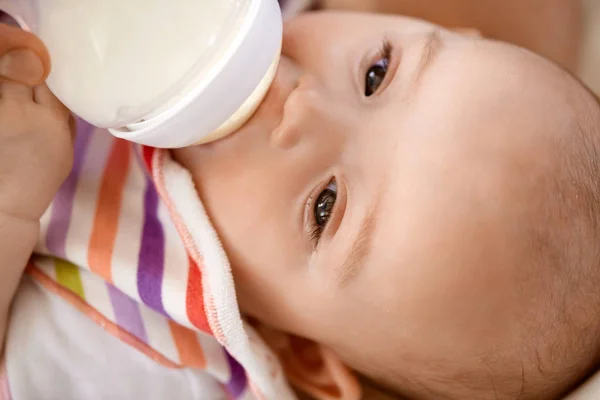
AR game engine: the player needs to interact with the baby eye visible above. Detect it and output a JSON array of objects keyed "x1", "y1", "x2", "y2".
[
  {"x1": 364, "y1": 40, "x2": 392, "y2": 97},
  {"x1": 365, "y1": 58, "x2": 389, "y2": 97},
  {"x1": 310, "y1": 179, "x2": 337, "y2": 244}
]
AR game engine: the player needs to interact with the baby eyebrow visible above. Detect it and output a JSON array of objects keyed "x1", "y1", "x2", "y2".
[
  {"x1": 407, "y1": 30, "x2": 444, "y2": 95},
  {"x1": 335, "y1": 193, "x2": 381, "y2": 287}
]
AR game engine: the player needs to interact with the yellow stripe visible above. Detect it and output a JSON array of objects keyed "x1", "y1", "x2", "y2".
[{"x1": 55, "y1": 259, "x2": 85, "y2": 299}]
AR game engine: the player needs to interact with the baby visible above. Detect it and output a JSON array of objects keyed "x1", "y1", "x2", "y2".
[
  {"x1": 175, "y1": 12, "x2": 600, "y2": 398},
  {"x1": 177, "y1": 8, "x2": 600, "y2": 396},
  {"x1": 2, "y1": 4, "x2": 600, "y2": 400}
]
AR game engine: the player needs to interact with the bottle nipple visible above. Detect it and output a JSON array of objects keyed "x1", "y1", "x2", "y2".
[{"x1": 189, "y1": 52, "x2": 280, "y2": 145}]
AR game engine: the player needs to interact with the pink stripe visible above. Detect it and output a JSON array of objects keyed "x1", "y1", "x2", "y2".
[
  {"x1": 29, "y1": 264, "x2": 181, "y2": 369},
  {"x1": 46, "y1": 120, "x2": 94, "y2": 258},
  {"x1": 106, "y1": 284, "x2": 148, "y2": 343}
]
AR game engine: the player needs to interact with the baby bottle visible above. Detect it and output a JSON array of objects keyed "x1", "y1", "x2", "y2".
[{"x1": 0, "y1": 0, "x2": 282, "y2": 148}]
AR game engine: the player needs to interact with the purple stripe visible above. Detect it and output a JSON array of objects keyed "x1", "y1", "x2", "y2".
[
  {"x1": 46, "y1": 120, "x2": 94, "y2": 258},
  {"x1": 136, "y1": 179, "x2": 168, "y2": 315},
  {"x1": 225, "y1": 352, "x2": 248, "y2": 397},
  {"x1": 106, "y1": 284, "x2": 148, "y2": 343}
]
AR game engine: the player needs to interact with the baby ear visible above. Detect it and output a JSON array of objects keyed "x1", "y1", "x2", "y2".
[
  {"x1": 451, "y1": 27, "x2": 483, "y2": 38},
  {"x1": 256, "y1": 326, "x2": 361, "y2": 400}
]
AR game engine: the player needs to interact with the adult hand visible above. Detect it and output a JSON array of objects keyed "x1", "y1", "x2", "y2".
[
  {"x1": 0, "y1": 22, "x2": 73, "y2": 221},
  {"x1": 0, "y1": 22, "x2": 50, "y2": 85}
]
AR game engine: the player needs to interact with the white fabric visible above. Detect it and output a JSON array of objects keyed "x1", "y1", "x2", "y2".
[{"x1": 6, "y1": 277, "x2": 227, "y2": 400}]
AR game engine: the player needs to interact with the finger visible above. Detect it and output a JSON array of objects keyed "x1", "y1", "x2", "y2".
[
  {"x1": 33, "y1": 83, "x2": 70, "y2": 118},
  {"x1": 34, "y1": 83, "x2": 74, "y2": 136},
  {"x1": 0, "y1": 81, "x2": 33, "y2": 101},
  {"x1": 0, "y1": 48, "x2": 45, "y2": 85},
  {"x1": 34, "y1": 83, "x2": 61, "y2": 107},
  {"x1": 0, "y1": 24, "x2": 50, "y2": 85}
]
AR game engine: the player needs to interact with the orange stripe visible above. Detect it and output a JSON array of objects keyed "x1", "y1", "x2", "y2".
[
  {"x1": 87, "y1": 139, "x2": 131, "y2": 282},
  {"x1": 186, "y1": 256, "x2": 212, "y2": 334},
  {"x1": 168, "y1": 320, "x2": 206, "y2": 369},
  {"x1": 27, "y1": 262, "x2": 181, "y2": 369}
]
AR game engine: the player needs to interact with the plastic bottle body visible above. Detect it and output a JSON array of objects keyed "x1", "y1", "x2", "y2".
[{"x1": 0, "y1": 0, "x2": 282, "y2": 147}]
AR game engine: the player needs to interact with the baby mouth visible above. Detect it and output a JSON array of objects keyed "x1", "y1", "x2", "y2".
[
  {"x1": 253, "y1": 54, "x2": 303, "y2": 120},
  {"x1": 205, "y1": 54, "x2": 302, "y2": 148}
]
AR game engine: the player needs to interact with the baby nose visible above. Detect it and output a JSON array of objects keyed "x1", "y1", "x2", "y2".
[{"x1": 271, "y1": 74, "x2": 321, "y2": 149}]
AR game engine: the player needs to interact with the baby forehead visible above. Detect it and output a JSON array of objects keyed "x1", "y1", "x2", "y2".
[
  {"x1": 416, "y1": 38, "x2": 581, "y2": 104},
  {"x1": 370, "y1": 123, "x2": 571, "y2": 265},
  {"x1": 352, "y1": 38, "x2": 598, "y2": 275}
]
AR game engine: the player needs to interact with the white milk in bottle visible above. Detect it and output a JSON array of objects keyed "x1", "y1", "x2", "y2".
[{"x1": 0, "y1": 0, "x2": 283, "y2": 147}]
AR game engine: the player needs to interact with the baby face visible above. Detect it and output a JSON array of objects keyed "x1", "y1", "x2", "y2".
[{"x1": 174, "y1": 11, "x2": 599, "y2": 397}]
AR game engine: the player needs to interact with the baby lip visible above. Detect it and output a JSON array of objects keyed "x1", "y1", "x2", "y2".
[
  {"x1": 229, "y1": 54, "x2": 302, "y2": 145},
  {"x1": 261, "y1": 55, "x2": 302, "y2": 113}
]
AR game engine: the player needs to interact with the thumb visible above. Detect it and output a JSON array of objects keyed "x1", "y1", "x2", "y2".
[{"x1": 0, "y1": 23, "x2": 50, "y2": 86}]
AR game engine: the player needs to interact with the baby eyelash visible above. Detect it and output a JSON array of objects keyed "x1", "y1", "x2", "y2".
[
  {"x1": 309, "y1": 223, "x2": 325, "y2": 247},
  {"x1": 379, "y1": 38, "x2": 393, "y2": 66}
]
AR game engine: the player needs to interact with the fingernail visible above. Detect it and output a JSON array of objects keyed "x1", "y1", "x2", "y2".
[{"x1": 0, "y1": 48, "x2": 44, "y2": 84}]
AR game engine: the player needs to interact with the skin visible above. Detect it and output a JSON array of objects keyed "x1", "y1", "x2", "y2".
[
  {"x1": 174, "y1": 12, "x2": 600, "y2": 398},
  {"x1": 0, "y1": 6, "x2": 597, "y2": 400},
  {"x1": 0, "y1": 23, "x2": 72, "y2": 350},
  {"x1": 322, "y1": 0, "x2": 582, "y2": 74}
]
